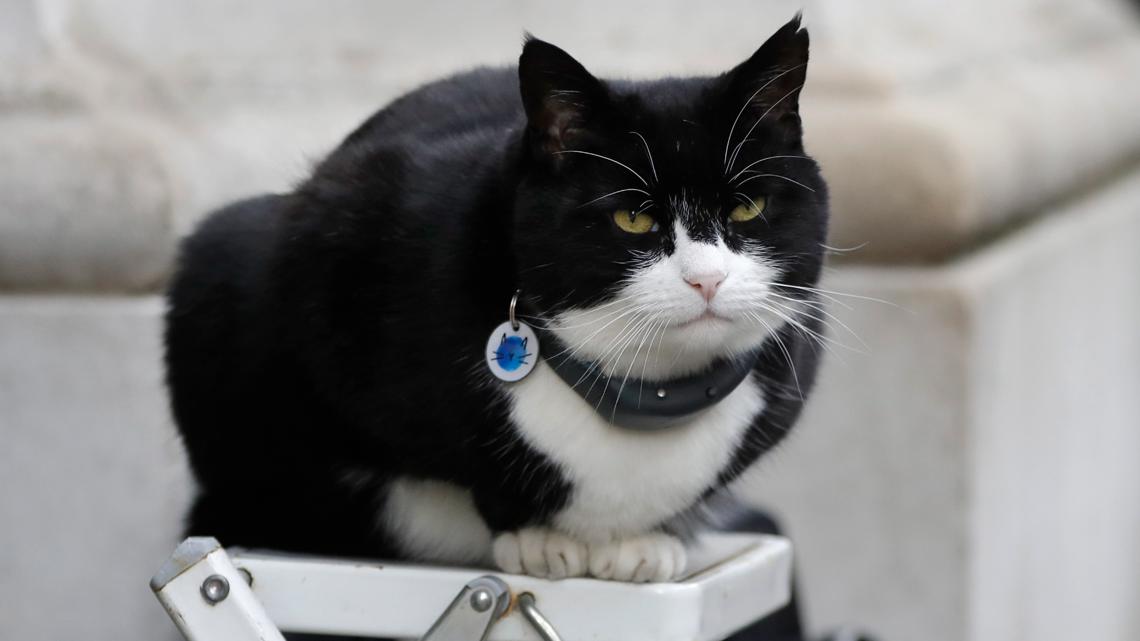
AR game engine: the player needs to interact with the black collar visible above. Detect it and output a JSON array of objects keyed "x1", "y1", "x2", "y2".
[{"x1": 539, "y1": 333, "x2": 762, "y2": 431}]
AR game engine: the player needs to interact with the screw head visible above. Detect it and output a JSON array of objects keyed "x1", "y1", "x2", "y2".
[
  {"x1": 200, "y1": 574, "x2": 230, "y2": 604},
  {"x1": 470, "y1": 588, "x2": 494, "y2": 612},
  {"x1": 656, "y1": 388, "x2": 668, "y2": 399}
]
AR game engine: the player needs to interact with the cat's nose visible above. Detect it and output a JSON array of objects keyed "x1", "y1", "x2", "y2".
[{"x1": 685, "y1": 272, "x2": 726, "y2": 302}]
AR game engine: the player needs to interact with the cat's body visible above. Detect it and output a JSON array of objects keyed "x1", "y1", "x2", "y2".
[{"x1": 166, "y1": 18, "x2": 827, "y2": 582}]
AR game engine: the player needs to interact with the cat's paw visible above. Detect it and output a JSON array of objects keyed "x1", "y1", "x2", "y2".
[
  {"x1": 492, "y1": 528, "x2": 588, "y2": 579},
  {"x1": 587, "y1": 533, "x2": 686, "y2": 583}
]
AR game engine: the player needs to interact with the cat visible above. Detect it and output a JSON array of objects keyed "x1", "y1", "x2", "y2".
[{"x1": 164, "y1": 15, "x2": 827, "y2": 584}]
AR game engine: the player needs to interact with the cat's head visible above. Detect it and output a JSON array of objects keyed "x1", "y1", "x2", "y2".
[{"x1": 512, "y1": 16, "x2": 827, "y2": 379}]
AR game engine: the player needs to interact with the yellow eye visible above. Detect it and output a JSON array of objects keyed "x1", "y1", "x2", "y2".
[
  {"x1": 729, "y1": 196, "x2": 767, "y2": 223},
  {"x1": 612, "y1": 209, "x2": 658, "y2": 234}
]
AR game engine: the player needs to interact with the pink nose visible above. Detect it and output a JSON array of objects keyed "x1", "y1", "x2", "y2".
[{"x1": 685, "y1": 272, "x2": 726, "y2": 302}]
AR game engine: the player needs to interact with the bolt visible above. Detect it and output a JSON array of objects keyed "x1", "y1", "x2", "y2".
[
  {"x1": 656, "y1": 388, "x2": 668, "y2": 399},
  {"x1": 470, "y1": 588, "x2": 493, "y2": 612},
  {"x1": 200, "y1": 574, "x2": 230, "y2": 604}
]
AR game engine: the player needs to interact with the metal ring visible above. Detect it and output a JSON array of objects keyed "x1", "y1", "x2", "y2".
[
  {"x1": 517, "y1": 593, "x2": 563, "y2": 641},
  {"x1": 509, "y1": 289, "x2": 521, "y2": 331}
]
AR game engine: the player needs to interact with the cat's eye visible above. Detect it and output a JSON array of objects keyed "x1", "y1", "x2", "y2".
[
  {"x1": 612, "y1": 209, "x2": 658, "y2": 234},
  {"x1": 729, "y1": 196, "x2": 768, "y2": 223}
]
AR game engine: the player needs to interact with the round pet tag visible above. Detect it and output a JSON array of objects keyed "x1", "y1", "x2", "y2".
[{"x1": 485, "y1": 320, "x2": 539, "y2": 382}]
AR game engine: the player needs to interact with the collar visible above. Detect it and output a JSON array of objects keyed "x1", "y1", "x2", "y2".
[{"x1": 539, "y1": 332, "x2": 762, "y2": 431}]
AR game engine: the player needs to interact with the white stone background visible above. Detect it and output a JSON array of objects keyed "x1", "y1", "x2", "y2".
[{"x1": 2, "y1": 1, "x2": 1140, "y2": 641}]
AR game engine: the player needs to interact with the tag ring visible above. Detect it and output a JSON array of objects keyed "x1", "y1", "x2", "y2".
[{"x1": 509, "y1": 289, "x2": 521, "y2": 331}]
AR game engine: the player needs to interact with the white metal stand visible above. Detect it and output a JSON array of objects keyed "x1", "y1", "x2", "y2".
[{"x1": 151, "y1": 533, "x2": 793, "y2": 641}]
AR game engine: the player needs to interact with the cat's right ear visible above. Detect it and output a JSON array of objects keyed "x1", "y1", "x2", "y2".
[{"x1": 519, "y1": 36, "x2": 608, "y2": 155}]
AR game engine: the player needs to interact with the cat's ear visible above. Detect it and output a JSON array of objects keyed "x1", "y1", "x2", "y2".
[
  {"x1": 719, "y1": 15, "x2": 809, "y2": 139},
  {"x1": 519, "y1": 36, "x2": 609, "y2": 155}
]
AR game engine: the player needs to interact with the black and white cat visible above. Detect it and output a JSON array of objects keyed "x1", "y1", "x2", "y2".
[{"x1": 165, "y1": 16, "x2": 827, "y2": 584}]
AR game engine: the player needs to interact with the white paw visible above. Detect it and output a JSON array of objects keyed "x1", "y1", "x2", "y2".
[
  {"x1": 587, "y1": 533, "x2": 687, "y2": 583},
  {"x1": 492, "y1": 527, "x2": 588, "y2": 579}
]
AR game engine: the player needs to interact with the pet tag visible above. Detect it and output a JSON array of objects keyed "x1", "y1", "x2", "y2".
[{"x1": 485, "y1": 291, "x2": 539, "y2": 382}]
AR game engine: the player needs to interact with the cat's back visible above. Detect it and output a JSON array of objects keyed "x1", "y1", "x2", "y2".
[
  {"x1": 164, "y1": 195, "x2": 286, "y2": 427},
  {"x1": 168, "y1": 67, "x2": 523, "y2": 394},
  {"x1": 341, "y1": 66, "x2": 522, "y2": 149}
]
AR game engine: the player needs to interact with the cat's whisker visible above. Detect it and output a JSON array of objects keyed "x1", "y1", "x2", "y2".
[
  {"x1": 594, "y1": 309, "x2": 657, "y2": 374},
  {"x1": 768, "y1": 313, "x2": 856, "y2": 368},
  {"x1": 561, "y1": 303, "x2": 656, "y2": 378},
  {"x1": 527, "y1": 308, "x2": 619, "y2": 332},
  {"x1": 576, "y1": 187, "x2": 652, "y2": 209},
  {"x1": 651, "y1": 311, "x2": 670, "y2": 375},
  {"x1": 766, "y1": 284, "x2": 853, "y2": 311},
  {"x1": 573, "y1": 292, "x2": 640, "y2": 312},
  {"x1": 747, "y1": 311, "x2": 803, "y2": 400},
  {"x1": 726, "y1": 83, "x2": 805, "y2": 173},
  {"x1": 524, "y1": 294, "x2": 642, "y2": 332},
  {"x1": 599, "y1": 311, "x2": 661, "y2": 404},
  {"x1": 611, "y1": 314, "x2": 663, "y2": 419},
  {"x1": 629, "y1": 131, "x2": 659, "y2": 184},
  {"x1": 530, "y1": 312, "x2": 613, "y2": 352},
  {"x1": 639, "y1": 318, "x2": 669, "y2": 400},
  {"x1": 756, "y1": 302, "x2": 858, "y2": 361},
  {"x1": 766, "y1": 292, "x2": 869, "y2": 351},
  {"x1": 599, "y1": 305, "x2": 666, "y2": 373},
  {"x1": 547, "y1": 310, "x2": 647, "y2": 339},
  {"x1": 583, "y1": 311, "x2": 657, "y2": 395},
  {"x1": 519, "y1": 262, "x2": 557, "y2": 274},
  {"x1": 732, "y1": 193, "x2": 768, "y2": 224},
  {"x1": 635, "y1": 317, "x2": 668, "y2": 382},
  {"x1": 733, "y1": 172, "x2": 816, "y2": 193},
  {"x1": 554, "y1": 149, "x2": 649, "y2": 187},
  {"x1": 726, "y1": 155, "x2": 811, "y2": 184},
  {"x1": 768, "y1": 294, "x2": 827, "y2": 311},
  {"x1": 581, "y1": 294, "x2": 650, "y2": 316},
  {"x1": 550, "y1": 303, "x2": 656, "y2": 366},
  {"x1": 721, "y1": 63, "x2": 807, "y2": 170},
  {"x1": 770, "y1": 282, "x2": 901, "y2": 309},
  {"x1": 751, "y1": 306, "x2": 838, "y2": 362},
  {"x1": 820, "y1": 241, "x2": 870, "y2": 254},
  {"x1": 754, "y1": 301, "x2": 837, "y2": 348},
  {"x1": 634, "y1": 202, "x2": 657, "y2": 217}
]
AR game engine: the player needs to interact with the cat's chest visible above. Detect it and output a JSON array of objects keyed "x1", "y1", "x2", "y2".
[{"x1": 504, "y1": 362, "x2": 765, "y2": 540}]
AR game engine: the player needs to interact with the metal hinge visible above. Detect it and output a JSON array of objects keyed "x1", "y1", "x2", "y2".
[{"x1": 421, "y1": 576, "x2": 563, "y2": 641}]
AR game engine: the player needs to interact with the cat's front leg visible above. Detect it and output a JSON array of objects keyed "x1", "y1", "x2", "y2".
[
  {"x1": 492, "y1": 527, "x2": 589, "y2": 579},
  {"x1": 587, "y1": 532, "x2": 687, "y2": 583}
]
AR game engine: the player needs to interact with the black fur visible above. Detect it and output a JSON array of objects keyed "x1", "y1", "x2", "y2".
[{"x1": 165, "y1": 17, "x2": 826, "y2": 558}]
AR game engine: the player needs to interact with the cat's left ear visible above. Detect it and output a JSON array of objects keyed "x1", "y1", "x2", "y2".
[
  {"x1": 519, "y1": 36, "x2": 610, "y2": 155},
  {"x1": 719, "y1": 15, "x2": 810, "y2": 141}
]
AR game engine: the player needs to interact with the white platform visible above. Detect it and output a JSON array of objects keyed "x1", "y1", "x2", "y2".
[{"x1": 151, "y1": 533, "x2": 792, "y2": 641}]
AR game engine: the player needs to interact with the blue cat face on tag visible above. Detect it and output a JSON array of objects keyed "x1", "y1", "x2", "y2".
[
  {"x1": 485, "y1": 321, "x2": 539, "y2": 382},
  {"x1": 493, "y1": 334, "x2": 531, "y2": 371}
]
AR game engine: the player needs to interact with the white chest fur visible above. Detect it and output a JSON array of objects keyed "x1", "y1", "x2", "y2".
[{"x1": 505, "y1": 361, "x2": 765, "y2": 542}]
